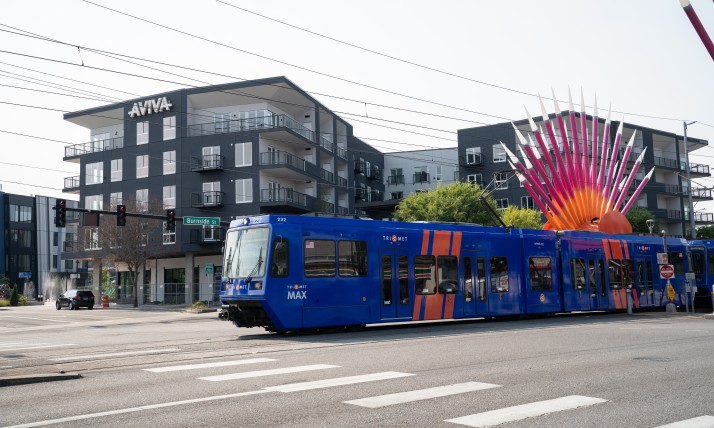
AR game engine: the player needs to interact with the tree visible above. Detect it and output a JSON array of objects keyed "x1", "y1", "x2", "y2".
[
  {"x1": 501, "y1": 206, "x2": 544, "y2": 229},
  {"x1": 10, "y1": 284, "x2": 19, "y2": 306},
  {"x1": 393, "y1": 182, "x2": 500, "y2": 226},
  {"x1": 696, "y1": 224, "x2": 714, "y2": 239},
  {"x1": 625, "y1": 207, "x2": 659, "y2": 235},
  {"x1": 82, "y1": 196, "x2": 166, "y2": 307}
]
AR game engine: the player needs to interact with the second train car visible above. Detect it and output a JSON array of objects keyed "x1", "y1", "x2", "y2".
[{"x1": 218, "y1": 215, "x2": 690, "y2": 332}]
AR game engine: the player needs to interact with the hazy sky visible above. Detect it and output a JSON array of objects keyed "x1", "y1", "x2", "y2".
[{"x1": 1, "y1": 0, "x2": 713, "y2": 213}]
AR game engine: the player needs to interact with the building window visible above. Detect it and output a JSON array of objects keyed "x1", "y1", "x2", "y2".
[
  {"x1": 495, "y1": 198, "x2": 509, "y2": 212},
  {"x1": 493, "y1": 144, "x2": 507, "y2": 163},
  {"x1": 53, "y1": 231, "x2": 58, "y2": 247},
  {"x1": 65, "y1": 259, "x2": 74, "y2": 270},
  {"x1": 84, "y1": 228, "x2": 101, "y2": 250},
  {"x1": 467, "y1": 174, "x2": 483, "y2": 187},
  {"x1": 435, "y1": 165, "x2": 443, "y2": 181},
  {"x1": 390, "y1": 191, "x2": 403, "y2": 200},
  {"x1": 203, "y1": 181, "x2": 220, "y2": 205},
  {"x1": 163, "y1": 185, "x2": 176, "y2": 209},
  {"x1": 494, "y1": 172, "x2": 509, "y2": 190},
  {"x1": 136, "y1": 189, "x2": 148, "y2": 212},
  {"x1": 85, "y1": 195, "x2": 102, "y2": 211},
  {"x1": 111, "y1": 159, "x2": 123, "y2": 182},
  {"x1": 521, "y1": 196, "x2": 534, "y2": 210},
  {"x1": 414, "y1": 166, "x2": 429, "y2": 183},
  {"x1": 10, "y1": 229, "x2": 32, "y2": 247},
  {"x1": 136, "y1": 155, "x2": 149, "y2": 178},
  {"x1": 140, "y1": 223, "x2": 149, "y2": 246},
  {"x1": 85, "y1": 162, "x2": 103, "y2": 185},
  {"x1": 163, "y1": 151, "x2": 176, "y2": 175},
  {"x1": 52, "y1": 255, "x2": 58, "y2": 269},
  {"x1": 163, "y1": 116, "x2": 176, "y2": 140},
  {"x1": 137, "y1": 121, "x2": 149, "y2": 145},
  {"x1": 466, "y1": 147, "x2": 482, "y2": 164},
  {"x1": 9, "y1": 205, "x2": 33, "y2": 223},
  {"x1": 163, "y1": 221, "x2": 176, "y2": 245},
  {"x1": 235, "y1": 179, "x2": 253, "y2": 203},
  {"x1": 109, "y1": 192, "x2": 122, "y2": 208},
  {"x1": 235, "y1": 142, "x2": 252, "y2": 167}
]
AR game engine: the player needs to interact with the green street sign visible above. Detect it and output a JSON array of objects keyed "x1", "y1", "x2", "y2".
[
  {"x1": 183, "y1": 216, "x2": 220, "y2": 226},
  {"x1": 205, "y1": 263, "x2": 214, "y2": 276}
]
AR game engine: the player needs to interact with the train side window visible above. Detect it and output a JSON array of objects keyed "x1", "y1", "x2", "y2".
[
  {"x1": 381, "y1": 255, "x2": 392, "y2": 305},
  {"x1": 477, "y1": 257, "x2": 487, "y2": 301},
  {"x1": 399, "y1": 256, "x2": 409, "y2": 305},
  {"x1": 414, "y1": 255, "x2": 437, "y2": 295},
  {"x1": 608, "y1": 259, "x2": 622, "y2": 289},
  {"x1": 622, "y1": 260, "x2": 634, "y2": 289},
  {"x1": 709, "y1": 252, "x2": 714, "y2": 276},
  {"x1": 668, "y1": 252, "x2": 684, "y2": 275},
  {"x1": 270, "y1": 237, "x2": 289, "y2": 277},
  {"x1": 490, "y1": 257, "x2": 509, "y2": 293},
  {"x1": 304, "y1": 240, "x2": 336, "y2": 277},
  {"x1": 338, "y1": 240, "x2": 368, "y2": 277},
  {"x1": 588, "y1": 260, "x2": 596, "y2": 296},
  {"x1": 463, "y1": 257, "x2": 473, "y2": 302},
  {"x1": 437, "y1": 256, "x2": 459, "y2": 294},
  {"x1": 571, "y1": 258, "x2": 586, "y2": 290},
  {"x1": 598, "y1": 260, "x2": 607, "y2": 297},
  {"x1": 691, "y1": 247, "x2": 706, "y2": 275},
  {"x1": 529, "y1": 257, "x2": 553, "y2": 291}
]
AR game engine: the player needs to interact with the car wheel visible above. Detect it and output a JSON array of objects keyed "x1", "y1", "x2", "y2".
[
  {"x1": 56, "y1": 301, "x2": 61, "y2": 310},
  {"x1": 69, "y1": 302, "x2": 75, "y2": 310},
  {"x1": 88, "y1": 305, "x2": 94, "y2": 310}
]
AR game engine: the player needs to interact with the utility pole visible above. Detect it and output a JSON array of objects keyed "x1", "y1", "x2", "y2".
[{"x1": 683, "y1": 121, "x2": 697, "y2": 239}]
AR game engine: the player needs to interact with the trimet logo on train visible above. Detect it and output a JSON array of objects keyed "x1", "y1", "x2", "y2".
[
  {"x1": 287, "y1": 284, "x2": 307, "y2": 300},
  {"x1": 383, "y1": 234, "x2": 408, "y2": 243}
]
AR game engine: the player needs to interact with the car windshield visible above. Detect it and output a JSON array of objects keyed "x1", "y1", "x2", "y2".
[{"x1": 223, "y1": 226, "x2": 269, "y2": 279}]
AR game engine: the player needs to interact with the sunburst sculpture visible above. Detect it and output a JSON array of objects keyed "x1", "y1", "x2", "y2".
[{"x1": 503, "y1": 89, "x2": 654, "y2": 234}]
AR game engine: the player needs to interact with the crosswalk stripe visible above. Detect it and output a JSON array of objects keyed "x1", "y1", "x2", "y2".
[
  {"x1": 50, "y1": 348, "x2": 179, "y2": 361},
  {"x1": 445, "y1": 395, "x2": 607, "y2": 427},
  {"x1": 198, "y1": 364, "x2": 339, "y2": 382},
  {"x1": 264, "y1": 371, "x2": 414, "y2": 393},
  {"x1": 654, "y1": 416, "x2": 714, "y2": 428},
  {"x1": 344, "y1": 382, "x2": 500, "y2": 408},
  {"x1": 144, "y1": 358, "x2": 276, "y2": 373}
]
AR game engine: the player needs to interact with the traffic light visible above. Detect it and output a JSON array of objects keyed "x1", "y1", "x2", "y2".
[
  {"x1": 54, "y1": 199, "x2": 66, "y2": 228},
  {"x1": 116, "y1": 204, "x2": 127, "y2": 226},
  {"x1": 166, "y1": 209, "x2": 176, "y2": 232}
]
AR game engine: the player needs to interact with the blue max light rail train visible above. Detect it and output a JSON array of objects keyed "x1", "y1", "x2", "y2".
[{"x1": 218, "y1": 215, "x2": 710, "y2": 333}]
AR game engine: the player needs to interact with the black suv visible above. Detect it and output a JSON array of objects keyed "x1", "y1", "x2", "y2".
[{"x1": 56, "y1": 289, "x2": 95, "y2": 310}]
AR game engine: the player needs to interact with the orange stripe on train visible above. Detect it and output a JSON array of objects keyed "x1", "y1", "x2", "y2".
[
  {"x1": 412, "y1": 295, "x2": 423, "y2": 320},
  {"x1": 421, "y1": 230, "x2": 430, "y2": 254},
  {"x1": 602, "y1": 239, "x2": 612, "y2": 260},
  {"x1": 424, "y1": 294, "x2": 445, "y2": 320},
  {"x1": 432, "y1": 231, "x2": 451, "y2": 256}
]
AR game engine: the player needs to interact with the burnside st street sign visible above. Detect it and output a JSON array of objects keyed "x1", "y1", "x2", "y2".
[{"x1": 183, "y1": 216, "x2": 220, "y2": 226}]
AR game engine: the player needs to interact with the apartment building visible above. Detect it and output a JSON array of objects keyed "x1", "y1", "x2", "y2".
[
  {"x1": 61, "y1": 77, "x2": 384, "y2": 304},
  {"x1": 458, "y1": 114, "x2": 712, "y2": 236}
]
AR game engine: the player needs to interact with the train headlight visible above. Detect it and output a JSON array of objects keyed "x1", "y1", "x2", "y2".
[{"x1": 253, "y1": 281, "x2": 263, "y2": 290}]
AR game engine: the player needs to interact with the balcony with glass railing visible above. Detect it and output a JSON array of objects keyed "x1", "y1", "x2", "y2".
[
  {"x1": 191, "y1": 191, "x2": 225, "y2": 208},
  {"x1": 320, "y1": 200, "x2": 335, "y2": 214},
  {"x1": 336, "y1": 175, "x2": 348, "y2": 188},
  {"x1": 63, "y1": 176, "x2": 80, "y2": 193},
  {"x1": 690, "y1": 163, "x2": 710, "y2": 175},
  {"x1": 64, "y1": 137, "x2": 124, "y2": 161},
  {"x1": 319, "y1": 135, "x2": 334, "y2": 153},
  {"x1": 260, "y1": 151, "x2": 320, "y2": 179},
  {"x1": 691, "y1": 187, "x2": 713, "y2": 199},
  {"x1": 260, "y1": 188, "x2": 316, "y2": 213},
  {"x1": 320, "y1": 169, "x2": 334, "y2": 184},
  {"x1": 654, "y1": 156, "x2": 678, "y2": 169},
  {"x1": 191, "y1": 154, "x2": 225, "y2": 172},
  {"x1": 335, "y1": 145, "x2": 347, "y2": 159},
  {"x1": 187, "y1": 114, "x2": 315, "y2": 143}
]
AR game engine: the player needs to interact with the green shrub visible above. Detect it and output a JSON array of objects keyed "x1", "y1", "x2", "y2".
[
  {"x1": 0, "y1": 299, "x2": 10, "y2": 307},
  {"x1": 10, "y1": 285, "x2": 19, "y2": 306},
  {"x1": 18, "y1": 296, "x2": 28, "y2": 306},
  {"x1": 191, "y1": 301, "x2": 207, "y2": 309}
]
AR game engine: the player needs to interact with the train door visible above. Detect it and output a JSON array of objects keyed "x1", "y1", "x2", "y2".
[
  {"x1": 462, "y1": 252, "x2": 488, "y2": 317},
  {"x1": 636, "y1": 259, "x2": 654, "y2": 307},
  {"x1": 589, "y1": 258, "x2": 609, "y2": 309},
  {"x1": 379, "y1": 249, "x2": 411, "y2": 320}
]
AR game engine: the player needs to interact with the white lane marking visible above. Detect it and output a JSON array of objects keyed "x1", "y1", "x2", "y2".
[
  {"x1": 144, "y1": 358, "x2": 276, "y2": 373},
  {"x1": 5, "y1": 389, "x2": 270, "y2": 428},
  {"x1": 0, "y1": 316, "x2": 72, "y2": 323},
  {"x1": 198, "y1": 364, "x2": 339, "y2": 381},
  {"x1": 345, "y1": 381, "x2": 500, "y2": 408},
  {"x1": 265, "y1": 371, "x2": 414, "y2": 393},
  {"x1": 0, "y1": 365, "x2": 13, "y2": 368},
  {"x1": 655, "y1": 415, "x2": 714, "y2": 428},
  {"x1": 50, "y1": 348, "x2": 179, "y2": 361},
  {"x1": 685, "y1": 330, "x2": 706, "y2": 333},
  {"x1": 445, "y1": 395, "x2": 607, "y2": 427},
  {"x1": 0, "y1": 344, "x2": 74, "y2": 352}
]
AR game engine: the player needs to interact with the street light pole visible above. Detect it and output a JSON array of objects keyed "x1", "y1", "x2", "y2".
[{"x1": 684, "y1": 121, "x2": 697, "y2": 239}]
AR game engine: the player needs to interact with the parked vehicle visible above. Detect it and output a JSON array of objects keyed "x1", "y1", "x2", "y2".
[{"x1": 56, "y1": 289, "x2": 95, "y2": 310}]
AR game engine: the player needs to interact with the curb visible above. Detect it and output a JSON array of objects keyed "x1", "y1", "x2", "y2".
[{"x1": 0, "y1": 373, "x2": 82, "y2": 387}]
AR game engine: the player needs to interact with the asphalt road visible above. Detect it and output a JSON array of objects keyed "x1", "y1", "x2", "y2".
[{"x1": 1, "y1": 304, "x2": 713, "y2": 428}]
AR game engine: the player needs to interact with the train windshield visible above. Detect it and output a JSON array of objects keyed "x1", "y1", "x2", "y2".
[{"x1": 223, "y1": 227, "x2": 269, "y2": 279}]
